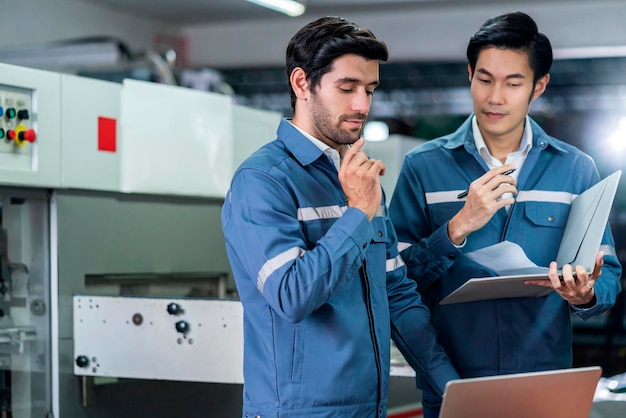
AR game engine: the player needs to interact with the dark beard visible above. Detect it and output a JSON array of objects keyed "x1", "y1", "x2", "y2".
[{"x1": 310, "y1": 99, "x2": 366, "y2": 146}]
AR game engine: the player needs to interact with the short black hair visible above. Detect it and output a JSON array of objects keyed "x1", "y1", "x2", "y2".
[
  {"x1": 286, "y1": 16, "x2": 389, "y2": 110},
  {"x1": 467, "y1": 11, "x2": 553, "y2": 84}
]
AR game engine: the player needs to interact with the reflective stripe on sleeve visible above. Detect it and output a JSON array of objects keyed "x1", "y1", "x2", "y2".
[
  {"x1": 600, "y1": 244, "x2": 617, "y2": 258},
  {"x1": 298, "y1": 205, "x2": 346, "y2": 221},
  {"x1": 386, "y1": 255, "x2": 405, "y2": 272},
  {"x1": 257, "y1": 247, "x2": 306, "y2": 293},
  {"x1": 297, "y1": 204, "x2": 385, "y2": 221}
]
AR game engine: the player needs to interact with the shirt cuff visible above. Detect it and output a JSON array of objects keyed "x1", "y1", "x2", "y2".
[{"x1": 571, "y1": 294, "x2": 597, "y2": 311}]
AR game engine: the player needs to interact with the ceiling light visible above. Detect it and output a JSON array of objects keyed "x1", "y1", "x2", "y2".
[{"x1": 245, "y1": 0, "x2": 305, "y2": 17}]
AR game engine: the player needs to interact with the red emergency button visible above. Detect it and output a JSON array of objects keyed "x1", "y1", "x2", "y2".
[
  {"x1": 13, "y1": 125, "x2": 35, "y2": 147},
  {"x1": 7, "y1": 130, "x2": 16, "y2": 140},
  {"x1": 18, "y1": 128, "x2": 36, "y2": 143}
]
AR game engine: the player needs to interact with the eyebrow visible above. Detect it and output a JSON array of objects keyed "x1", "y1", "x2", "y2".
[
  {"x1": 475, "y1": 68, "x2": 526, "y2": 80},
  {"x1": 335, "y1": 77, "x2": 380, "y2": 87}
]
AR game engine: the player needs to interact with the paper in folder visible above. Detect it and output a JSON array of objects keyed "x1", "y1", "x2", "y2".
[{"x1": 441, "y1": 170, "x2": 621, "y2": 305}]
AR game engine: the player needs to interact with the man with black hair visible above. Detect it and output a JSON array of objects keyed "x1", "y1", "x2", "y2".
[
  {"x1": 222, "y1": 16, "x2": 458, "y2": 418},
  {"x1": 390, "y1": 11, "x2": 621, "y2": 418}
]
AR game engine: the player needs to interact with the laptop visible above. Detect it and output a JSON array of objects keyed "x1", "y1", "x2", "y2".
[{"x1": 438, "y1": 366, "x2": 602, "y2": 418}]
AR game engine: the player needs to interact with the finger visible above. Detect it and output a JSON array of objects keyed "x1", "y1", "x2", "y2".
[
  {"x1": 341, "y1": 148, "x2": 368, "y2": 170},
  {"x1": 591, "y1": 252, "x2": 604, "y2": 279},
  {"x1": 486, "y1": 174, "x2": 517, "y2": 193},
  {"x1": 574, "y1": 264, "x2": 594, "y2": 292},
  {"x1": 485, "y1": 165, "x2": 516, "y2": 181},
  {"x1": 494, "y1": 196, "x2": 516, "y2": 210},
  {"x1": 546, "y1": 261, "x2": 563, "y2": 288},
  {"x1": 561, "y1": 264, "x2": 576, "y2": 287},
  {"x1": 493, "y1": 185, "x2": 518, "y2": 200},
  {"x1": 495, "y1": 164, "x2": 516, "y2": 175},
  {"x1": 367, "y1": 159, "x2": 386, "y2": 176},
  {"x1": 341, "y1": 138, "x2": 365, "y2": 161}
]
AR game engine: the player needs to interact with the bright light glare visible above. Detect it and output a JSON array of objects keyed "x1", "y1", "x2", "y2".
[
  {"x1": 363, "y1": 121, "x2": 389, "y2": 142},
  {"x1": 245, "y1": 0, "x2": 305, "y2": 17},
  {"x1": 608, "y1": 117, "x2": 626, "y2": 151}
]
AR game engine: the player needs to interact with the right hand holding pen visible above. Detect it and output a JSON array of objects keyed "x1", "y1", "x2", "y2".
[
  {"x1": 339, "y1": 138, "x2": 386, "y2": 221},
  {"x1": 447, "y1": 165, "x2": 517, "y2": 245}
]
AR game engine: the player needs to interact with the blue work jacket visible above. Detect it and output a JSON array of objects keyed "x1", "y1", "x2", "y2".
[
  {"x1": 389, "y1": 115, "x2": 622, "y2": 384},
  {"x1": 222, "y1": 119, "x2": 458, "y2": 418}
]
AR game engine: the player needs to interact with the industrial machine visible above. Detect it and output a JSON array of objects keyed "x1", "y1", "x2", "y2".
[{"x1": 0, "y1": 62, "x2": 282, "y2": 418}]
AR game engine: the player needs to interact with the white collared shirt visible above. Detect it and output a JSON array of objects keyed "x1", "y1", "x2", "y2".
[
  {"x1": 472, "y1": 115, "x2": 532, "y2": 206},
  {"x1": 289, "y1": 121, "x2": 341, "y2": 172}
]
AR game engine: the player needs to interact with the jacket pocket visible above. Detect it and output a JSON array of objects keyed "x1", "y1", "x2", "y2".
[
  {"x1": 523, "y1": 201, "x2": 568, "y2": 228},
  {"x1": 369, "y1": 217, "x2": 389, "y2": 288},
  {"x1": 291, "y1": 325, "x2": 304, "y2": 383},
  {"x1": 520, "y1": 201, "x2": 570, "y2": 263}
]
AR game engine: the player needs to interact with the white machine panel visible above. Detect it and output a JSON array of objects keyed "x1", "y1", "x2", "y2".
[
  {"x1": 0, "y1": 63, "x2": 62, "y2": 187},
  {"x1": 120, "y1": 80, "x2": 234, "y2": 198},
  {"x1": 232, "y1": 104, "x2": 281, "y2": 170},
  {"x1": 61, "y1": 75, "x2": 122, "y2": 192},
  {"x1": 73, "y1": 295, "x2": 243, "y2": 384}
]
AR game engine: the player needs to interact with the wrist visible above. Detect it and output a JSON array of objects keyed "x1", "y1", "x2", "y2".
[
  {"x1": 447, "y1": 218, "x2": 467, "y2": 246},
  {"x1": 574, "y1": 293, "x2": 597, "y2": 309}
]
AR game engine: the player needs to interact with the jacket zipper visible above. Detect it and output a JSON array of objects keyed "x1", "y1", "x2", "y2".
[
  {"x1": 500, "y1": 204, "x2": 513, "y2": 241},
  {"x1": 360, "y1": 261, "x2": 383, "y2": 416}
]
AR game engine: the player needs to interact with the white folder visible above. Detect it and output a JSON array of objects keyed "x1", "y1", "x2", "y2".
[{"x1": 440, "y1": 170, "x2": 621, "y2": 305}]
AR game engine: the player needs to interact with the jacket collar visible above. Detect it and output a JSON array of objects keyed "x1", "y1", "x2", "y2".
[{"x1": 277, "y1": 119, "x2": 326, "y2": 166}]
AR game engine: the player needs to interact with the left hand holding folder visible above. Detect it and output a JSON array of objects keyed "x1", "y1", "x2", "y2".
[{"x1": 526, "y1": 251, "x2": 604, "y2": 307}]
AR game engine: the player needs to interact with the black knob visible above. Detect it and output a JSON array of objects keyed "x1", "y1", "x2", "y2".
[
  {"x1": 175, "y1": 320, "x2": 190, "y2": 334},
  {"x1": 167, "y1": 302, "x2": 182, "y2": 315},
  {"x1": 17, "y1": 110, "x2": 29, "y2": 120},
  {"x1": 75, "y1": 355, "x2": 89, "y2": 368}
]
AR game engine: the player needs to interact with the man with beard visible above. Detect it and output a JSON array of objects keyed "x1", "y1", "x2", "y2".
[
  {"x1": 221, "y1": 16, "x2": 458, "y2": 418},
  {"x1": 389, "y1": 11, "x2": 622, "y2": 418}
]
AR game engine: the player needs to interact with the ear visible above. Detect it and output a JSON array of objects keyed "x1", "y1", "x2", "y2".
[
  {"x1": 290, "y1": 67, "x2": 310, "y2": 100},
  {"x1": 467, "y1": 64, "x2": 473, "y2": 83},
  {"x1": 531, "y1": 73, "x2": 550, "y2": 101}
]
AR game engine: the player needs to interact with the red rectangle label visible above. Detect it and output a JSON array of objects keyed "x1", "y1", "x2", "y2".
[{"x1": 98, "y1": 116, "x2": 117, "y2": 152}]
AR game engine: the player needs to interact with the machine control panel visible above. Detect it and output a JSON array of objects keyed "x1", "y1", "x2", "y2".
[{"x1": 0, "y1": 84, "x2": 36, "y2": 156}]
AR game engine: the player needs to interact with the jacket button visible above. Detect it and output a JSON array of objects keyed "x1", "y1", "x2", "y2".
[
  {"x1": 378, "y1": 230, "x2": 383, "y2": 237},
  {"x1": 363, "y1": 242, "x2": 367, "y2": 249},
  {"x1": 548, "y1": 215, "x2": 554, "y2": 222},
  {"x1": 448, "y1": 254, "x2": 456, "y2": 260}
]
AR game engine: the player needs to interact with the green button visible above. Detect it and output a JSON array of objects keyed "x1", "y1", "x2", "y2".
[
  {"x1": 0, "y1": 128, "x2": 4, "y2": 139},
  {"x1": 6, "y1": 108, "x2": 16, "y2": 119}
]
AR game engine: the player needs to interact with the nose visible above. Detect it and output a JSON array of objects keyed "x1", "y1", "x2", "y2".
[
  {"x1": 488, "y1": 84, "x2": 504, "y2": 104},
  {"x1": 352, "y1": 89, "x2": 371, "y2": 114}
]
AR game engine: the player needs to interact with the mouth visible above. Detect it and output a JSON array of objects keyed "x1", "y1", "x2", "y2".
[
  {"x1": 342, "y1": 116, "x2": 366, "y2": 130},
  {"x1": 343, "y1": 120, "x2": 364, "y2": 129},
  {"x1": 483, "y1": 111, "x2": 506, "y2": 119}
]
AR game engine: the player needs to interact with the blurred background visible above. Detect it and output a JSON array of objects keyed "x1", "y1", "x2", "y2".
[{"x1": 1, "y1": 1, "x2": 626, "y2": 417}]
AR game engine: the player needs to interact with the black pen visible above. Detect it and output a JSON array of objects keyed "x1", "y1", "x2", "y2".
[{"x1": 457, "y1": 168, "x2": 516, "y2": 199}]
